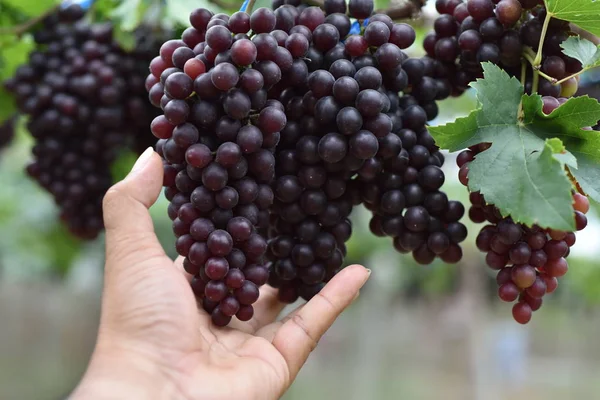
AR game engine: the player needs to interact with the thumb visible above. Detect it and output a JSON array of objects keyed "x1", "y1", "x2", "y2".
[{"x1": 103, "y1": 147, "x2": 166, "y2": 268}]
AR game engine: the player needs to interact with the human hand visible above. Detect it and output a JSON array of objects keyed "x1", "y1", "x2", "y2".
[{"x1": 71, "y1": 148, "x2": 371, "y2": 400}]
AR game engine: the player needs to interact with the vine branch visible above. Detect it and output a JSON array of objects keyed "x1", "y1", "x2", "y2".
[{"x1": 0, "y1": 4, "x2": 60, "y2": 36}]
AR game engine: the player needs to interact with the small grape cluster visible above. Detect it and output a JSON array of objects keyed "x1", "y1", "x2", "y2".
[
  {"x1": 148, "y1": 0, "x2": 468, "y2": 326},
  {"x1": 3, "y1": 4, "x2": 162, "y2": 239},
  {"x1": 428, "y1": 0, "x2": 581, "y2": 96},
  {"x1": 457, "y1": 144, "x2": 590, "y2": 324}
]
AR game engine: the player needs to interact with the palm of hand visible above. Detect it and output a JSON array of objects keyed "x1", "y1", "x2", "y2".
[
  {"x1": 102, "y1": 250, "x2": 367, "y2": 400},
  {"x1": 84, "y1": 150, "x2": 369, "y2": 400},
  {"x1": 106, "y1": 253, "x2": 292, "y2": 400}
]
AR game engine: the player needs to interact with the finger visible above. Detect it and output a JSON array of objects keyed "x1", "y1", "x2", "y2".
[
  {"x1": 228, "y1": 285, "x2": 287, "y2": 333},
  {"x1": 255, "y1": 303, "x2": 306, "y2": 342},
  {"x1": 271, "y1": 265, "x2": 370, "y2": 380},
  {"x1": 252, "y1": 285, "x2": 287, "y2": 326},
  {"x1": 103, "y1": 148, "x2": 166, "y2": 270}
]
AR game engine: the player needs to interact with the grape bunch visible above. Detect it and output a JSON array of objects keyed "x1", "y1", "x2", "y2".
[
  {"x1": 147, "y1": 0, "x2": 468, "y2": 326},
  {"x1": 457, "y1": 130, "x2": 590, "y2": 324},
  {"x1": 0, "y1": 114, "x2": 17, "y2": 151},
  {"x1": 147, "y1": 7, "x2": 292, "y2": 325},
  {"x1": 427, "y1": 0, "x2": 581, "y2": 96},
  {"x1": 3, "y1": 4, "x2": 163, "y2": 239}
]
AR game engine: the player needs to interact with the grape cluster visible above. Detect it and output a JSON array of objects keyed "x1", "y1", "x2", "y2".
[
  {"x1": 149, "y1": 0, "x2": 467, "y2": 326},
  {"x1": 457, "y1": 140, "x2": 590, "y2": 324},
  {"x1": 147, "y1": 7, "x2": 290, "y2": 325},
  {"x1": 428, "y1": 0, "x2": 581, "y2": 96},
  {"x1": 0, "y1": 115, "x2": 17, "y2": 151},
  {"x1": 3, "y1": 5, "x2": 162, "y2": 239}
]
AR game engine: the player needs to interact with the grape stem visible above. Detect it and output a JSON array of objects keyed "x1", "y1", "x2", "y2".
[
  {"x1": 533, "y1": 12, "x2": 552, "y2": 67},
  {"x1": 537, "y1": 70, "x2": 557, "y2": 84},
  {"x1": 0, "y1": 4, "x2": 59, "y2": 36},
  {"x1": 554, "y1": 71, "x2": 586, "y2": 86},
  {"x1": 524, "y1": 49, "x2": 586, "y2": 86},
  {"x1": 246, "y1": 0, "x2": 257, "y2": 14},
  {"x1": 306, "y1": 0, "x2": 426, "y2": 19},
  {"x1": 529, "y1": 11, "x2": 552, "y2": 94},
  {"x1": 520, "y1": 60, "x2": 527, "y2": 86}
]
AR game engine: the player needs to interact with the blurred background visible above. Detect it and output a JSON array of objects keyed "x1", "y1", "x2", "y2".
[{"x1": 1, "y1": 1, "x2": 600, "y2": 399}]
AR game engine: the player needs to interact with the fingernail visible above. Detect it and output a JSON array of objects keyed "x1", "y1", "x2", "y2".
[
  {"x1": 131, "y1": 147, "x2": 154, "y2": 173},
  {"x1": 365, "y1": 268, "x2": 371, "y2": 276}
]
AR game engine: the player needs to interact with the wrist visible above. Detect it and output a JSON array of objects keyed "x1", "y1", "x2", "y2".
[{"x1": 70, "y1": 338, "x2": 179, "y2": 399}]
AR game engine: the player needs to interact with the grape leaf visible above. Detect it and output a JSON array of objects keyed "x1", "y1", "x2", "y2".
[
  {"x1": 0, "y1": 38, "x2": 34, "y2": 122},
  {"x1": 526, "y1": 95, "x2": 600, "y2": 202},
  {"x1": 560, "y1": 36, "x2": 600, "y2": 69},
  {"x1": 165, "y1": 0, "x2": 217, "y2": 27},
  {"x1": 1, "y1": 0, "x2": 59, "y2": 17},
  {"x1": 374, "y1": 0, "x2": 391, "y2": 11},
  {"x1": 545, "y1": 138, "x2": 578, "y2": 168},
  {"x1": 113, "y1": 28, "x2": 136, "y2": 51},
  {"x1": 545, "y1": 0, "x2": 600, "y2": 37},
  {"x1": 429, "y1": 63, "x2": 596, "y2": 231},
  {"x1": 110, "y1": 0, "x2": 144, "y2": 31}
]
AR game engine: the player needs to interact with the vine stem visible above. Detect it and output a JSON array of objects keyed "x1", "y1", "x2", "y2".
[
  {"x1": 555, "y1": 71, "x2": 584, "y2": 86},
  {"x1": 529, "y1": 11, "x2": 552, "y2": 94},
  {"x1": 518, "y1": 60, "x2": 527, "y2": 119},
  {"x1": 532, "y1": 69, "x2": 540, "y2": 93},
  {"x1": 533, "y1": 11, "x2": 552, "y2": 67},
  {"x1": 246, "y1": 0, "x2": 257, "y2": 13},
  {"x1": 537, "y1": 70, "x2": 556, "y2": 84},
  {"x1": 0, "y1": 4, "x2": 60, "y2": 36},
  {"x1": 522, "y1": 51, "x2": 535, "y2": 69},
  {"x1": 524, "y1": 49, "x2": 585, "y2": 86}
]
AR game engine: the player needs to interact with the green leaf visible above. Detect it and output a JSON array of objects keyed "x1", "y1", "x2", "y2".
[
  {"x1": 545, "y1": 0, "x2": 600, "y2": 37},
  {"x1": 1, "y1": 0, "x2": 59, "y2": 17},
  {"x1": 113, "y1": 28, "x2": 136, "y2": 51},
  {"x1": 560, "y1": 36, "x2": 600, "y2": 69},
  {"x1": 374, "y1": 0, "x2": 391, "y2": 11},
  {"x1": 528, "y1": 95, "x2": 600, "y2": 202},
  {"x1": 0, "y1": 36, "x2": 35, "y2": 80},
  {"x1": 546, "y1": 137, "x2": 578, "y2": 168},
  {"x1": 110, "y1": 0, "x2": 143, "y2": 31},
  {"x1": 164, "y1": 0, "x2": 217, "y2": 27},
  {"x1": 429, "y1": 63, "x2": 582, "y2": 230},
  {"x1": 571, "y1": 155, "x2": 600, "y2": 201},
  {"x1": 0, "y1": 38, "x2": 33, "y2": 123}
]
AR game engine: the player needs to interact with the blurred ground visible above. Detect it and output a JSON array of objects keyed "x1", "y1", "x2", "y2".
[{"x1": 2, "y1": 270, "x2": 600, "y2": 400}]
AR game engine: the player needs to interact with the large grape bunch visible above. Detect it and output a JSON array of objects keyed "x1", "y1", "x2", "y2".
[
  {"x1": 428, "y1": 0, "x2": 580, "y2": 97},
  {"x1": 146, "y1": 0, "x2": 468, "y2": 326},
  {"x1": 3, "y1": 4, "x2": 162, "y2": 239}
]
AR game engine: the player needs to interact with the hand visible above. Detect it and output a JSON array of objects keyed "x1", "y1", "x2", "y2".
[{"x1": 71, "y1": 148, "x2": 371, "y2": 400}]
